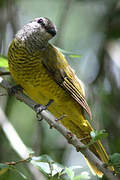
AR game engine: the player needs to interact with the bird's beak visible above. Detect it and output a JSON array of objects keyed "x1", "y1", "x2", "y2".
[{"x1": 46, "y1": 27, "x2": 57, "y2": 37}]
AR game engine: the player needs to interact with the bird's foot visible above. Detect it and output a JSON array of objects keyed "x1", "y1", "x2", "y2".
[
  {"x1": 8, "y1": 85, "x2": 23, "y2": 96},
  {"x1": 34, "y1": 99, "x2": 54, "y2": 121}
]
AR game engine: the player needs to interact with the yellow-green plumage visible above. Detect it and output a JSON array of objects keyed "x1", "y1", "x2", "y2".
[{"x1": 8, "y1": 17, "x2": 110, "y2": 177}]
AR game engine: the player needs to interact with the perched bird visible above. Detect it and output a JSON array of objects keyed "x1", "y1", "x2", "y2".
[{"x1": 8, "y1": 17, "x2": 109, "y2": 176}]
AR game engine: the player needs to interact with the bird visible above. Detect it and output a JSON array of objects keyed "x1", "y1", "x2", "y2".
[{"x1": 8, "y1": 17, "x2": 109, "y2": 177}]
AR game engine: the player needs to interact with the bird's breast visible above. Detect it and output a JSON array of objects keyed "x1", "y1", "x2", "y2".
[{"x1": 8, "y1": 41, "x2": 68, "y2": 104}]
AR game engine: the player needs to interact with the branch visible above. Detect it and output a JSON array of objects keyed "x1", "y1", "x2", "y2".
[
  {"x1": 0, "y1": 72, "x2": 10, "y2": 76},
  {"x1": 0, "y1": 78, "x2": 119, "y2": 180},
  {"x1": 5, "y1": 157, "x2": 31, "y2": 166}
]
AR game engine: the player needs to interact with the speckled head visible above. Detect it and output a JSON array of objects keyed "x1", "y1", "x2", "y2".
[{"x1": 16, "y1": 17, "x2": 57, "y2": 50}]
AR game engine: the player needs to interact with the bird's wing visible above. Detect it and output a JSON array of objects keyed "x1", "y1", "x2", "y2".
[
  {"x1": 42, "y1": 44, "x2": 92, "y2": 119},
  {"x1": 61, "y1": 65, "x2": 92, "y2": 119}
]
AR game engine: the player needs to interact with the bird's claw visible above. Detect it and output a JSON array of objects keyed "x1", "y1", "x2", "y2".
[
  {"x1": 8, "y1": 85, "x2": 23, "y2": 96},
  {"x1": 34, "y1": 104, "x2": 47, "y2": 114},
  {"x1": 34, "y1": 99, "x2": 54, "y2": 120}
]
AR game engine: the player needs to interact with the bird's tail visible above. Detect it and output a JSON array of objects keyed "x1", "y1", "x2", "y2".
[{"x1": 85, "y1": 140, "x2": 112, "y2": 177}]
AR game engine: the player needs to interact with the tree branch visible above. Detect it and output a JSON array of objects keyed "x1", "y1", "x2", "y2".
[{"x1": 0, "y1": 77, "x2": 119, "y2": 180}]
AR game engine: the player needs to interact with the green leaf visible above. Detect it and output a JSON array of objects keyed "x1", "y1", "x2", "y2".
[
  {"x1": 55, "y1": 46, "x2": 81, "y2": 59},
  {"x1": 0, "y1": 163, "x2": 9, "y2": 169},
  {"x1": 32, "y1": 154, "x2": 54, "y2": 163},
  {"x1": 68, "y1": 166, "x2": 82, "y2": 170},
  {"x1": 12, "y1": 167, "x2": 27, "y2": 179},
  {"x1": 0, "y1": 163, "x2": 9, "y2": 176},
  {"x1": 60, "y1": 166, "x2": 82, "y2": 178},
  {"x1": 0, "y1": 163, "x2": 27, "y2": 179},
  {"x1": 49, "y1": 173, "x2": 64, "y2": 180},
  {"x1": 27, "y1": 148, "x2": 35, "y2": 155},
  {"x1": 90, "y1": 130, "x2": 108, "y2": 142},
  {"x1": 108, "y1": 153, "x2": 120, "y2": 173},
  {"x1": 69, "y1": 54, "x2": 81, "y2": 58},
  {"x1": 0, "y1": 56, "x2": 9, "y2": 70},
  {"x1": 65, "y1": 167, "x2": 74, "y2": 180},
  {"x1": 109, "y1": 153, "x2": 120, "y2": 165},
  {"x1": 73, "y1": 172, "x2": 90, "y2": 180},
  {"x1": 30, "y1": 155, "x2": 64, "y2": 177},
  {"x1": 16, "y1": 170, "x2": 27, "y2": 179}
]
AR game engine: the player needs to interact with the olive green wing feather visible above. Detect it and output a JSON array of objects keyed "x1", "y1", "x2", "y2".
[
  {"x1": 61, "y1": 66, "x2": 92, "y2": 119},
  {"x1": 42, "y1": 44, "x2": 92, "y2": 119}
]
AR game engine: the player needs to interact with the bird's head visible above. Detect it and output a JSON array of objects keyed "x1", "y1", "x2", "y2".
[{"x1": 16, "y1": 17, "x2": 57, "y2": 50}]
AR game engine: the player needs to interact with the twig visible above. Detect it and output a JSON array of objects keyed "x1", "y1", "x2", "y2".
[
  {"x1": 5, "y1": 157, "x2": 31, "y2": 166},
  {"x1": 0, "y1": 78, "x2": 119, "y2": 180},
  {"x1": 0, "y1": 92, "x2": 8, "y2": 96},
  {"x1": 0, "y1": 72, "x2": 10, "y2": 76}
]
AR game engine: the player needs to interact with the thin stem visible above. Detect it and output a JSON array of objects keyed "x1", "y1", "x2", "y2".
[
  {"x1": 0, "y1": 72, "x2": 10, "y2": 76},
  {"x1": 5, "y1": 157, "x2": 31, "y2": 166}
]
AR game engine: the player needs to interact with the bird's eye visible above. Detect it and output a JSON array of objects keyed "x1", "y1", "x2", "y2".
[{"x1": 37, "y1": 18, "x2": 43, "y2": 24}]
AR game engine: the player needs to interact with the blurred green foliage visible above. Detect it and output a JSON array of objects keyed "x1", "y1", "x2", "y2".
[
  {"x1": 0, "y1": 56, "x2": 9, "y2": 70},
  {"x1": 108, "y1": 153, "x2": 120, "y2": 174}
]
